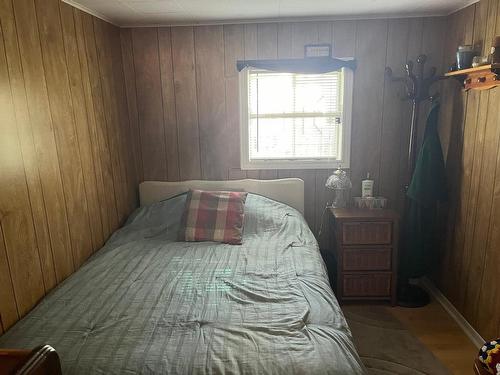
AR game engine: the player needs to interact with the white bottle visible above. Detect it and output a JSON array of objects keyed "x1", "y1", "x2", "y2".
[{"x1": 361, "y1": 173, "x2": 374, "y2": 198}]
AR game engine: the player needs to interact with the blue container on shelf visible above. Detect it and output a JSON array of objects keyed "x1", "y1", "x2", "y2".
[{"x1": 456, "y1": 45, "x2": 476, "y2": 70}]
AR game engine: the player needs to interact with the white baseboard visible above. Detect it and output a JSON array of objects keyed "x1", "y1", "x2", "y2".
[{"x1": 418, "y1": 277, "x2": 484, "y2": 348}]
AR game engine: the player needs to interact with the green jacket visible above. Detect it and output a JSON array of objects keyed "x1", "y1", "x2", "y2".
[
  {"x1": 407, "y1": 104, "x2": 447, "y2": 206},
  {"x1": 401, "y1": 104, "x2": 446, "y2": 279}
]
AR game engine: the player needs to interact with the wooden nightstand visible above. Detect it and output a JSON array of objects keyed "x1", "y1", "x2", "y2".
[{"x1": 329, "y1": 208, "x2": 399, "y2": 305}]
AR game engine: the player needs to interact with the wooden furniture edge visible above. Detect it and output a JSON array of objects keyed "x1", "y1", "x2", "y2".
[
  {"x1": 474, "y1": 358, "x2": 490, "y2": 375},
  {"x1": 328, "y1": 207, "x2": 400, "y2": 220},
  {"x1": 0, "y1": 345, "x2": 62, "y2": 374}
]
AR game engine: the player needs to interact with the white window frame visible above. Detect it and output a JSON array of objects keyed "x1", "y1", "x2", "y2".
[{"x1": 239, "y1": 67, "x2": 353, "y2": 170}]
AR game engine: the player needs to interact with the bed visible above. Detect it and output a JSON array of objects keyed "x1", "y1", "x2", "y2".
[{"x1": 0, "y1": 179, "x2": 365, "y2": 374}]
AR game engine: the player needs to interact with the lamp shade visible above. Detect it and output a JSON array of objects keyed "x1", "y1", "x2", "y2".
[
  {"x1": 325, "y1": 169, "x2": 352, "y2": 190},
  {"x1": 325, "y1": 169, "x2": 352, "y2": 208}
]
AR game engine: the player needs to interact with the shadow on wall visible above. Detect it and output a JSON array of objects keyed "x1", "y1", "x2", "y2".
[{"x1": 433, "y1": 79, "x2": 465, "y2": 286}]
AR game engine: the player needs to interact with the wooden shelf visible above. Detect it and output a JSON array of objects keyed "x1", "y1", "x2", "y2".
[
  {"x1": 445, "y1": 64, "x2": 492, "y2": 76},
  {"x1": 445, "y1": 64, "x2": 500, "y2": 90}
]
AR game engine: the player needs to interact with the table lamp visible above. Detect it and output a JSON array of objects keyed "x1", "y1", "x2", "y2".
[{"x1": 325, "y1": 168, "x2": 352, "y2": 208}]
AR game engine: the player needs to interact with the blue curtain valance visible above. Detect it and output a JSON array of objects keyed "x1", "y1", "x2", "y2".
[{"x1": 236, "y1": 57, "x2": 356, "y2": 74}]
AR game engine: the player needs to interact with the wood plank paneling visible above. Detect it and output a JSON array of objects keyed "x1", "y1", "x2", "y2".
[
  {"x1": 244, "y1": 24, "x2": 258, "y2": 59},
  {"x1": 10, "y1": 0, "x2": 497, "y2": 341},
  {"x1": 118, "y1": 8, "x2": 498, "y2": 341},
  {"x1": 437, "y1": 0, "x2": 500, "y2": 340},
  {"x1": 475, "y1": 0, "x2": 500, "y2": 337},
  {"x1": 0, "y1": 0, "x2": 56, "y2": 292},
  {"x1": 125, "y1": 17, "x2": 446, "y2": 241},
  {"x1": 378, "y1": 19, "x2": 410, "y2": 211},
  {"x1": 94, "y1": 19, "x2": 130, "y2": 224},
  {"x1": 1, "y1": 0, "x2": 495, "y2": 344},
  {"x1": 439, "y1": 6, "x2": 474, "y2": 306},
  {"x1": 13, "y1": 0, "x2": 75, "y2": 281},
  {"x1": 37, "y1": 0, "x2": 94, "y2": 268},
  {"x1": 456, "y1": 0, "x2": 488, "y2": 316},
  {"x1": 223, "y1": 24, "x2": 245, "y2": 179},
  {"x1": 317, "y1": 22, "x2": 333, "y2": 46},
  {"x1": 170, "y1": 27, "x2": 201, "y2": 180},
  {"x1": 242, "y1": 24, "x2": 260, "y2": 180},
  {"x1": 0, "y1": 15, "x2": 45, "y2": 318},
  {"x1": 461, "y1": 0, "x2": 499, "y2": 323},
  {"x1": 224, "y1": 24, "x2": 244, "y2": 78},
  {"x1": 0, "y1": 225, "x2": 18, "y2": 331},
  {"x1": 314, "y1": 23, "x2": 334, "y2": 247},
  {"x1": 257, "y1": 23, "x2": 278, "y2": 59},
  {"x1": 351, "y1": 20, "x2": 389, "y2": 197},
  {"x1": 120, "y1": 29, "x2": 144, "y2": 184},
  {"x1": 81, "y1": 12, "x2": 120, "y2": 232},
  {"x1": 396, "y1": 18, "x2": 424, "y2": 213},
  {"x1": 131, "y1": 28, "x2": 168, "y2": 181},
  {"x1": 0, "y1": 0, "x2": 138, "y2": 331},
  {"x1": 59, "y1": 2, "x2": 104, "y2": 249},
  {"x1": 277, "y1": 23, "x2": 293, "y2": 58},
  {"x1": 158, "y1": 28, "x2": 180, "y2": 182},
  {"x1": 332, "y1": 20, "x2": 356, "y2": 57},
  {"x1": 315, "y1": 20, "x2": 358, "y2": 247},
  {"x1": 194, "y1": 26, "x2": 228, "y2": 180},
  {"x1": 74, "y1": 9, "x2": 111, "y2": 239},
  {"x1": 437, "y1": 15, "x2": 462, "y2": 289},
  {"x1": 108, "y1": 24, "x2": 138, "y2": 214}
]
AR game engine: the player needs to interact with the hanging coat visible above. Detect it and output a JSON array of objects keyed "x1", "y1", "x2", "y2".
[{"x1": 400, "y1": 103, "x2": 447, "y2": 279}]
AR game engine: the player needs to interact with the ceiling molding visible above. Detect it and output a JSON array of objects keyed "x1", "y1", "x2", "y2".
[
  {"x1": 119, "y1": 12, "x2": 446, "y2": 28},
  {"x1": 62, "y1": 0, "x2": 480, "y2": 28},
  {"x1": 446, "y1": 0, "x2": 479, "y2": 15},
  {"x1": 61, "y1": 0, "x2": 118, "y2": 26}
]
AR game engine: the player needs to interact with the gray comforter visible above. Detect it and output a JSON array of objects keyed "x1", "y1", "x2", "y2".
[{"x1": 0, "y1": 193, "x2": 365, "y2": 374}]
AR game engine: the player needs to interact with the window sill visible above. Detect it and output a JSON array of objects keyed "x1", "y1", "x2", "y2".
[{"x1": 241, "y1": 159, "x2": 348, "y2": 170}]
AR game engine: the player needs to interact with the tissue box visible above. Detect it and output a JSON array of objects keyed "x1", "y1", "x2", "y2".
[{"x1": 352, "y1": 197, "x2": 388, "y2": 209}]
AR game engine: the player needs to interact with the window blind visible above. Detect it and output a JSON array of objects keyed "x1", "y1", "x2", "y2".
[{"x1": 247, "y1": 69, "x2": 344, "y2": 161}]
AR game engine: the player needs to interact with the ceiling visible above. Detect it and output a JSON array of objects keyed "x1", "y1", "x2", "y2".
[{"x1": 63, "y1": 0, "x2": 476, "y2": 27}]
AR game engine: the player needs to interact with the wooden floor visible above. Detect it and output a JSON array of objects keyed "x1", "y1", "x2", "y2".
[{"x1": 388, "y1": 299, "x2": 478, "y2": 375}]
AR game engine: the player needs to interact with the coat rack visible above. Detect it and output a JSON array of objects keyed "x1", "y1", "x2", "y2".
[
  {"x1": 385, "y1": 54, "x2": 443, "y2": 308},
  {"x1": 385, "y1": 54, "x2": 442, "y2": 190}
]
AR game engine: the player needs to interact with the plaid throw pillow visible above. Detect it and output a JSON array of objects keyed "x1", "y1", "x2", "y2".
[{"x1": 179, "y1": 190, "x2": 248, "y2": 245}]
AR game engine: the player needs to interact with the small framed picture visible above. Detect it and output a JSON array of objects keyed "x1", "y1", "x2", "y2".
[{"x1": 304, "y1": 44, "x2": 332, "y2": 58}]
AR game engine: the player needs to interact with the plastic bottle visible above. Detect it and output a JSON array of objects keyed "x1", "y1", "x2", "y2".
[{"x1": 361, "y1": 173, "x2": 374, "y2": 198}]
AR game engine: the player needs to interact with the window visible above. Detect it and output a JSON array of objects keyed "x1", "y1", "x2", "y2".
[{"x1": 239, "y1": 68, "x2": 353, "y2": 170}]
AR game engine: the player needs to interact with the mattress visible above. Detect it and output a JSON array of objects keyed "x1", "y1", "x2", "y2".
[{"x1": 0, "y1": 193, "x2": 365, "y2": 374}]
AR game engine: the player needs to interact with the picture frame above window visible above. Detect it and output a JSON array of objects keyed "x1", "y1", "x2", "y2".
[{"x1": 304, "y1": 43, "x2": 332, "y2": 58}]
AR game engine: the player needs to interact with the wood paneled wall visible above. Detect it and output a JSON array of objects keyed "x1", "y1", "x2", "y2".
[
  {"x1": 0, "y1": 0, "x2": 495, "y2": 344},
  {"x1": 0, "y1": 0, "x2": 138, "y2": 333},
  {"x1": 121, "y1": 18, "x2": 446, "y2": 239},
  {"x1": 437, "y1": 0, "x2": 500, "y2": 340}
]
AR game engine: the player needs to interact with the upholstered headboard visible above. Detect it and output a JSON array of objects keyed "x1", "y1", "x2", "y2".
[{"x1": 139, "y1": 179, "x2": 305, "y2": 214}]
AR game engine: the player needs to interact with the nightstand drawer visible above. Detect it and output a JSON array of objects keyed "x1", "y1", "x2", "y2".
[
  {"x1": 342, "y1": 247, "x2": 392, "y2": 271},
  {"x1": 342, "y1": 273, "x2": 391, "y2": 297},
  {"x1": 341, "y1": 222, "x2": 392, "y2": 245}
]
